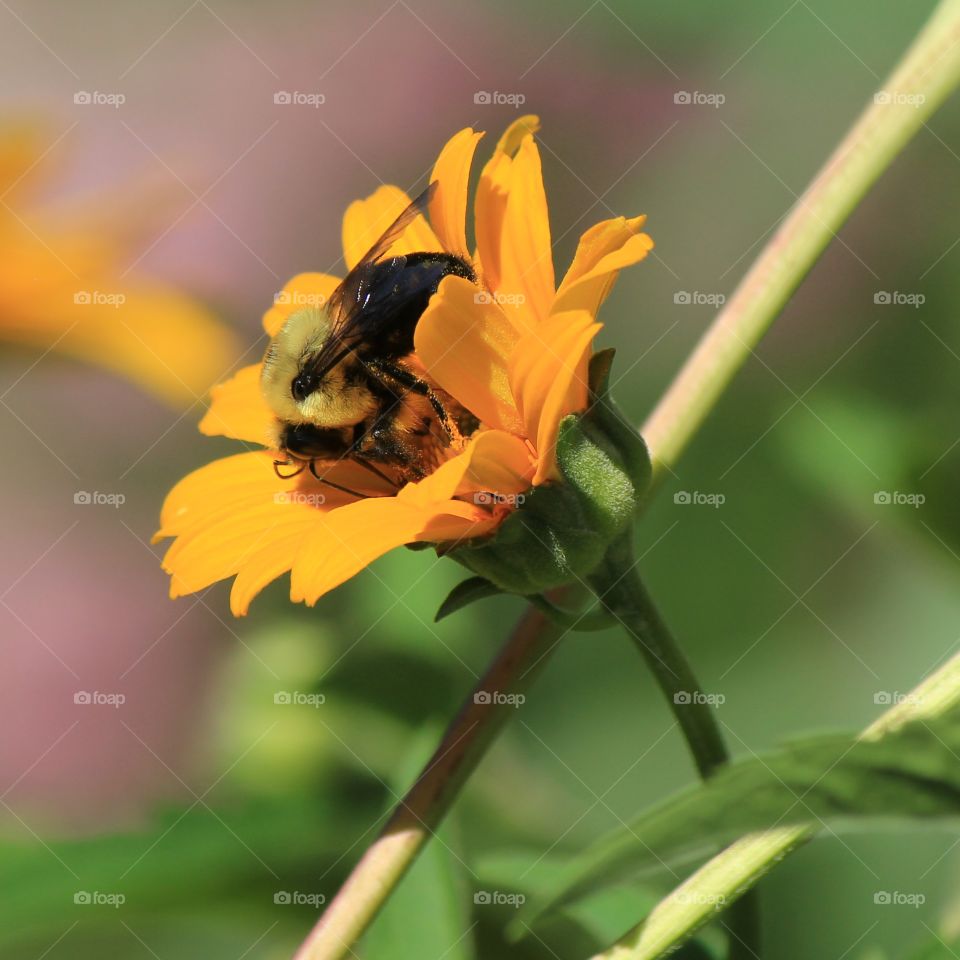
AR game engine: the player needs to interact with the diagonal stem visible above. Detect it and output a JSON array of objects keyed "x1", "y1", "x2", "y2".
[
  {"x1": 587, "y1": 534, "x2": 760, "y2": 959},
  {"x1": 293, "y1": 600, "x2": 567, "y2": 960}
]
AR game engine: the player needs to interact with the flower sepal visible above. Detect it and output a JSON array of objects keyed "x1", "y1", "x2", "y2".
[{"x1": 449, "y1": 350, "x2": 651, "y2": 596}]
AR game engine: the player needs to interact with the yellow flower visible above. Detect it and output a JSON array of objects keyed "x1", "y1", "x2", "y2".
[
  {"x1": 0, "y1": 120, "x2": 238, "y2": 407},
  {"x1": 156, "y1": 116, "x2": 653, "y2": 615}
]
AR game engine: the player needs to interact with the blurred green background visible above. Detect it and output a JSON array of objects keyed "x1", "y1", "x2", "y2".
[{"x1": 2, "y1": 0, "x2": 959, "y2": 957}]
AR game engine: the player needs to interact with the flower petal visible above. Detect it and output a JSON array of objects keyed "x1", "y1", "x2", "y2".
[
  {"x1": 289, "y1": 496, "x2": 494, "y2": 606},
  {"x1": 263, "y1": 272, "x2": 341, "y2": 337},
  {"x1": 496, "y1": 135, "x2": 555, "y2": 332},
  {"x1": 11, "y1": 279, "x2": 240, "y2": 408},
  {"x1": 342, "y1": 185, "x2": 442, "y2": 270},
  {"x1": 508, "y1": 311, "x2": 602, "y2": 484},
  {"x1": 553, "y1": 216, "x2": 653, "y2": 316},
  {"x1": 474, "y1": 114, "x2": 541, "y2": 293},
  {"x1": 429, "y1": 127, "x2": 483, "y2": 258},
  {"x1": 415, "y1": 275, "x2": 524, "y2": 434},
  {"x1": 399, "y1": 430, "x2": 534, "y2": 508},
  {"x1": 199, "y1": 364, "x2": 275, "y2": 446}
]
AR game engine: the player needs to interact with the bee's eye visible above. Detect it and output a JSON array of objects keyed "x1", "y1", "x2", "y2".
[{"x1": 291, "y1": 374, "x2": 314, "y2": 402}]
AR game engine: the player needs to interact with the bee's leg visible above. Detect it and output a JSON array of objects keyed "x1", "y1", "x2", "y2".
[
  {"x1": 307, "y1": 460, "x2": 365, "y2": 499},
  {"x1": 362, "y1": 359, "x2": 455, "y2": 441}
]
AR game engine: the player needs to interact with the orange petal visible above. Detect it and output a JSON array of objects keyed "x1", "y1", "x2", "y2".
[
  {"x1": 496, "y1": 135, "x2": 555, "y2": 332},
  {"x1": 399, "y1": 430, "x2": 534, "y2": 508},
  {"x1": 199, "y1": 364, "x2": 275, "y2": 446},
  {"x1": 414, "y1": 275, "x2": 524, "y2": 434},
  {"x1": 341, "y1": 185, "x2": 442, "y2": 270},
  {"x1": 8, "y1": 279, "x2": 240, "y2": 409},
  {"x1": 156, "y1": 451, "x2": 395, "y2": 613},
  {"x1": 263, "y1": 272, "x2": 341, "y2": 337},
  {"x1": 429, "y1": 128, "x2": 483, "y2": 257},
  {"x1": 289, "y1": 496, "x2": 492, "y2": 606},
  {"x1": 474, "y1": 114, "x2": 541, "y2": 293},
  {"x1": 509, "y1": 311, "x2": 602, "y2": 483},
  {"x1": 553, "y1": 216, "x2": 653, "y2": 316}
]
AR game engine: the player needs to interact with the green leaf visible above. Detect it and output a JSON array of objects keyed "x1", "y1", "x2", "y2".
[
  {"x1": 362, "y1": 725, "x2": 474, "y2": 960},
  {"x1": 435, "y1": 576, "x2": 503, "y2": 622},
  {"x1": 0, "y1": 798, "x2": 345, "y2": 950},
  {"x1": 515, "y1": 705, "x2": 960, "y2": 934}
]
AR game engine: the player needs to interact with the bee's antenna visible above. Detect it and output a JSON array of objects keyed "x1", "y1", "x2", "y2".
[{"x1": 274, "y1": 459, "x2": 306, "y2": 480}]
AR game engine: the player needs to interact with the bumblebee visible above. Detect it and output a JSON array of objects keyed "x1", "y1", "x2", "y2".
[{"x1": 261, "y1": 184, "x2": 478, "y2": 494}]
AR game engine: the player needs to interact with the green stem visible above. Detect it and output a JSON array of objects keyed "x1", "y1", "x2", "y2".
[
  {"x1": 587, "y1": 535, "x2": 760, "y2": 959},
  {"x1": 293, "y1": 599, "x2": 568, "y2": 960},
  {"x1": 641, "y1": 0, "x2": 960, "y2": 490},
  {"x1": 591, "y1": 650, "x2": 960, "y2": 960}
]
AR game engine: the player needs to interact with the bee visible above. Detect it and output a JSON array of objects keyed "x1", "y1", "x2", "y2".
[{"x1": 261, "y1": 184, "x2": 479, "y2": 495}]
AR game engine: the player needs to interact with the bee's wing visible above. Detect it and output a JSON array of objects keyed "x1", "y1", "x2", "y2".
[{"x1": 304, "y1": 183, "x2": 439, "y2": 378}]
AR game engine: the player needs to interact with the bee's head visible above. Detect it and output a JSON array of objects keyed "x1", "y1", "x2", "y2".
[{"x1": 261, "y1": 307, "x2": 376, "y2": 428}]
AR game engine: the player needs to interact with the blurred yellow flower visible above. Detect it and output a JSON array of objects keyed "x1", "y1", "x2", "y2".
[
  {"x1": 0, "y1": 121, "x2": 238, "y2": 407},
  {"x1": 156, "y1": 115, "x2": 652, "y2": 614}
]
